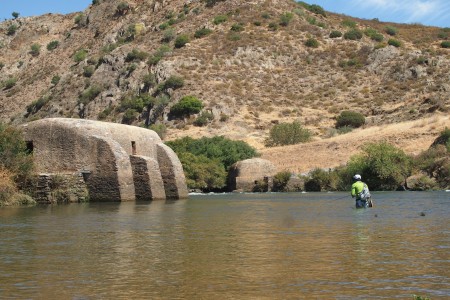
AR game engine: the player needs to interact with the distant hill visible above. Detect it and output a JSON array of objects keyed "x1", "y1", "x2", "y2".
[{"x1": 1, "y1": 0, "x2": 449, "y2": 171}]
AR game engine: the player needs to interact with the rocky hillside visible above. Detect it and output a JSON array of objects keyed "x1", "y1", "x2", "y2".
[{"x1": 1, "y1": 0, "x2": 449, "y2": 171}]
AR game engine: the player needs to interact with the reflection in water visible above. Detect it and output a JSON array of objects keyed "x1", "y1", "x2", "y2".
[{"x1": 0, "y1": 192, "x2": 449, "y2": 299}]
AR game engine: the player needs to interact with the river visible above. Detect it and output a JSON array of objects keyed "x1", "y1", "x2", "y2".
[{"x1": 0, "y1": 191, "x2": 449, "y2": 299}]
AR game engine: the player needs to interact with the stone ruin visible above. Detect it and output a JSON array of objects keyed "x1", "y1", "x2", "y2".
[
  {"x1": 228, "y1": 158, "x2": 277, "y2": 192},
  {"x1": 21, "y1": 118, "x2": 188, "y2": 202}
]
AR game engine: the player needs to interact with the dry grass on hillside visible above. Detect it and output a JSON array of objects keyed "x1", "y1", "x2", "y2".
[{"x1": 260, "y1": 114, "x2": 450, "y2": 174}]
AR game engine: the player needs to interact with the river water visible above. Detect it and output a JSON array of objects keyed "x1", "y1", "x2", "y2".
[{"x1": 0, "y1": 191, "x2": 449, "y2": 299}]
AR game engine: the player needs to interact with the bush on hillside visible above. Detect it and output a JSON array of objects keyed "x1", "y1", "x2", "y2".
[
  {"x1": 385, "y1": 26, "x2": 398, "y2": 36},
  {"x1": 169, "y1": 96, "x2": 203, "y2": 119},
  {"x1": 305, "y1": 38, "x2": 319, "y2": 48},
  {"x1": 298, "y1": 2, "x2": 326, "y2": 16},
  {"x1": 157, "y1": 76, "x2": 184, "y2": 93},
  {"x1": 126, "y1": 49, "x2": 149, "y2": 62},
  {"x1": 414, "y1": 144, "x2": 450, "y2": 189},
  {"x1": 388, "y1": 38, "x2": 401, "y2": 47},
  {"x1": 279, "y1": 12, "x2": 294, "y2": 26},
  {"x1": 329, "y1": 30, "x2": 342, "y2": 38},
  {"x1": 341, "y1": 19, "x2": 356, "y2": 28},
  {"x1": 194, "y1": 27, "x2": 213, "y2": 38},
  {"x1": 73, "y1": 49, "x2": 88, "y2": 63},
  {"x1": 265, "y1": 121, "x2": 312, "y2": 147},
  {"x1": 344, "y1": 29, "x2": 363, "y2": 40},
  {"x1": 193, "y1": 111, "x2": 214, "y2": 127},
  {"x1": 2, "y1": 78, "x2": 17, "y2": 90},
  {"x1": 335, "y1": 111, "x2": 365, "y2": 128},
  {"x1": 213, "y1": 15, "x2": 227, "y2": 25},
  {"x1": 78, "y1": 85, "x2": 101, "y2": 105},
  {"x1": 30, "y1": 43, "x2": 41, "y2": 57},
  {"x1": 116, "y1": 2, "x2": 130, "y2": 15},
  {"x1": 7, "y1": 24, "x2": 18, "y2": 35},
  {"x1": 46, "y1": 40, "x2": 59, "y2": 51},
  {"x1": 174, "y1": 34, "x2": 190, "y2": 48},
  {"x1": 441, "y1": 41, "x2": 450, "y2": 48},
  {"x1": 206, "y1": 0, "x2": 226, "y2": 7}
]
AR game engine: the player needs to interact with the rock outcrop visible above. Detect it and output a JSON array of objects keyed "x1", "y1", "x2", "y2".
[
  {"x1": 228, "y1": 158, "x2": 277, "y2": 192},
  {"x1": 21, "y1": 118, "x2": 188, "y2": 202}
]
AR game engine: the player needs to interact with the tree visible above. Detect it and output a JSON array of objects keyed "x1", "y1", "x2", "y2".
[
  {"x1": 346, "y1": 142, "x2": 412, "y2": 190},
  {"x1": 169, "y1": 96, "x2": 203, "y2": 119},
  {"x1": 174, "y1": 34, "x2": 190, "y2": 48},
  {"x1": 12, "y1": 12, "x2": 19, "y2": 19},
  {"x1": 30, "y1": 43, "x2": 41, "y2": 57}
]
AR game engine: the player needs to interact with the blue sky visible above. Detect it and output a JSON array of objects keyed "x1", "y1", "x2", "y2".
[{"x1": 0, "y1": 0, "x2": 449, "y2": 27}]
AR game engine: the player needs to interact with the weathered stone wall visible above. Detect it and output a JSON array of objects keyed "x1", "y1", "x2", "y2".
[
  {"x1": 29, "y1": 173, "x2": 89, "y2": 204},
  {"x1": 21, "y1": 118, "x2": 188, "y2": 201},
  {"x1": 228, "y1": 158, "x2": 277, "y2": 192}
]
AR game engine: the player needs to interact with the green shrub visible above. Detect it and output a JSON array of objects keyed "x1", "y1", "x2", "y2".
[
  {"x1": 265, "y1": 121, "x2": 312, "y2": 147},
  {"x1": 98, "y1": 106, "x2": 113, "y2": 120},
  {"x1": 431, "y1": 127, "x2": 450, "y2": 150},
  {"x1": 279, "y1": 12, "x2": 294, "y2": 26},
  {"x1": 305, "y1": 38, "x2": 319, "y2": 48},
  {"x1": 174, "y1": 34, "x2": 190, "y2": 48},
  {"x1": 329, "y1": 30, "x2": 342, "y2": 38},
  {"x1": 335, "y1": 111, "x2": 365, "y2": 128},
  {"x1": 83, "y1": 66, "x2": 95, "y2": 77},
  {"x1": 441, "y1": 41, "x2": 450, "y2": 48},
  {"x1": 166, "y1": 136, "x2": 258, "y2": 171},
  {"x1": 51, "y1": 75, "x2": 60, "y2": 85},
  {"x1": 268, "y1": 22, "x2": 279, "y2": 31},
  {"x1": 157, "y1": 76, "x2": 184, "y2": 92},
  {"x1": 148, "y1": 124, "x2": 167, "y2": 139},
  {"x1": 3, "y1": 78, "x2": 17, "y2": 90},
  {"x1": 306, "y1": 168, "x2": 340, "y2": 191},
  {"x1": 169, "y1": 95, "x2": 203, "y2": 118},
  {"x1": 0, "y1": 123, "x2": 34, "y2": 183},
  {"x1": 116, "y1": 2, "x2": 130, "y2": 15},
  {"x1": 0, "y1": 62, "x2": 4, "y2": 70},
  {"x1": 385, "y1": 26, "x2": 398, "y2": 36},
  {"x1": 162, "y1": 28, "x2": 176, "y2": 43},
  {"x1": 344, "y1": 29, "x2": 363, "y2": 40},
  {"x1": 194, "y1": 27, "x2": 213, "y2": 38},
  {"x1": 298, "y1": 2, "x2": 326, "y2": 16},
  {"x1": 177, "y1": 152, "x2": 227, "y2": 190},
  {"x1": 125, "y1": 48, "x2": 149, "y2": 62},
  {"x1": 345, "y1": 142, "x2": 412, "y2": 190},
  {"x1": 46, "y1": 40, "x2": 59, "y2": 51},
  {"x1": 213, "y1": 15, "x2": 228, "y2": 25},
  {"x1": 228, "y1": 33, "x2": 241, "y2": 41},
  {"x1": 73, "y1": 49, "x2": 88, "y2": 63},
  {"x1": 273, "y1": 171, "x2": 292, "y2": 192},
  {"x1": 364, "y1": 28, "x2": 384, "y2": 41},
  {"x1": 342, "y1": 19, "x2": 356, "y2": 28},
  {"x1": 122, "y1": 108, "x2": 138, "y2": 124},
  {"x1": 230, "y1": 23, "x2": 244, "y2": 32},
  {"x1": 194, "y1": 111, "x2": 214, "y2": 126},
  {"x1": 12, "y1": 12, "x2": 19, "y2": 19},
  {"x1": 261, "y1": 12, "x2": 271, "y2": 19},
  {"x1": 30, "y1": 43, "x2": 41, "y2": 56},
  {"x1": 26, "y1": 96, "x2": 51, "y2": 115},
  {"x1": 78, "y1": 85, "x2": 101, "y2": 105},
  {"x1": 119, "y1": 96, "x2": 146, "y2": 113},
  {"x1": 7, "y1": 24, "x2": 18, "y2": 35},
  {"x1": 388, "y1": 38, "x2": 401, "y2": 47}
]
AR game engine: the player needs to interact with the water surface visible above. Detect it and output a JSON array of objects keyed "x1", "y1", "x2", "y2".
[{"x1": 1, "y1": 192, "x2": 449, "y2": 299}]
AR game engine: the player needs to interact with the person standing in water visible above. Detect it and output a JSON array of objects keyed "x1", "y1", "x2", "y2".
[{"x1": 351, "y1": 174, "x2": 372, "y2": 208}]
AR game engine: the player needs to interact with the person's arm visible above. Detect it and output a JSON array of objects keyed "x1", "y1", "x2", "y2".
[{"x1": 351, "y1": 183, "x2": 356, "y2": 198}]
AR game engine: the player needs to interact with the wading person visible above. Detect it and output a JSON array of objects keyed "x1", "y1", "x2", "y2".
[{"x1": 351, "y1": 174, "x2": 372, "y2": 208}]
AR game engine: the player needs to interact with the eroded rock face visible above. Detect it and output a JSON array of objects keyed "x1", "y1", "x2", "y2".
[
  {"x1": 21, "y1": 118, "x2": 188, "y2": 202},
  {"x1": 228, "y1": 158, "x2": 277, "y2": 192}
]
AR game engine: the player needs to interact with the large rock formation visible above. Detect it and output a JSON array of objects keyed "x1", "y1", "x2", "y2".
[
  {"x1": 21, "y1": 118, "x2": 188, "y2": 202},
  {"x1": 228, "y1": 158, "x2": 277, "y2": 192}
]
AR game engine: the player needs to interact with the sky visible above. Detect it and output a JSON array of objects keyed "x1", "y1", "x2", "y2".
[{"x1": 0, "y1": 0, "x2": 449, "y2": 28}]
